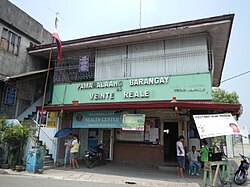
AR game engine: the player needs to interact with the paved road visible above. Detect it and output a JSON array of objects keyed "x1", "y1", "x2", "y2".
[
  {"x1": 0, "y1": 175, "x2": 145, "y2": 187},
  {"x1": 1, "y1": 158, "x2": 250, "y2": 187}
]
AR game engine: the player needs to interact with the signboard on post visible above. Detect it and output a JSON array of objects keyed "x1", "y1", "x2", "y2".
[{"x1": 193, "y1": 113, "x2": 242, "y2": 139}]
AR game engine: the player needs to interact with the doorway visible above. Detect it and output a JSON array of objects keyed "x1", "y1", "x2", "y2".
[
  {"x1": 101, "y1": 129, "x2": 114, "y2": 160},
  {"x1": 164, "y1": 122, "x2": 179, "y2": 162},
  {"x1": 88, "y1": 128, "x2": 98, "y2": 150}
]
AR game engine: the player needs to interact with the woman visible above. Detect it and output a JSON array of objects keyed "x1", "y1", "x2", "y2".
[{"x1": 70, "y1": 134, "x2": 80, "y2": 169}]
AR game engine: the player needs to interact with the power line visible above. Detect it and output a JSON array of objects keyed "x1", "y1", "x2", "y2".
[
  {"x1": 139, "y1": 0, "x2": 142, "y2": 29},
  {"x1": 221, "y1": 70, "x2": 250, "y2": 83}
]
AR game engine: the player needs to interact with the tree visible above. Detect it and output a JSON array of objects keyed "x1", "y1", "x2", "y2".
[{"x1": 212, "y1": 88, "x2": 240, "y2": 104}]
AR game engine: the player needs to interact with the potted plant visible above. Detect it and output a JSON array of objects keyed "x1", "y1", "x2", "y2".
[
  {"x1": 0, "y1": 118, "x2": 10, "y2": 169},
  {"x1": 0, "y1": 118, "x2": 37, "y2": 171}
]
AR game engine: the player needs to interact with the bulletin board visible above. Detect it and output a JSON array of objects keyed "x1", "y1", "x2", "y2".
[{"x1": 116, "y1": 117, "x2": 160, "y2": 143}]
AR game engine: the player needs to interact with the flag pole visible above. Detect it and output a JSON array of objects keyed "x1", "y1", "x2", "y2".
[
  {"x1": 37, "y1": 13, "x2": 59, "y2": 144},
  {"x1": 37, "y1": 42, "x2": 53, "y2": 144}
]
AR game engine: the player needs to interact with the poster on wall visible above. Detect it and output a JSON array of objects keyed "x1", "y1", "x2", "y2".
[
  {"x1": 46, "y1": 111, "x2": 58, "y2": 128},
  {"x1": 37, "y1": 110, "x2": 47, "y2": 127},
  {"x1": 79, "y1": 55, "x2": 89, "y2": 72},
  {"x1": 122, "y1": 114, "x2": 145, "y2": 131},
  {"x1": 4, "y1": 87, "x2": 16, "y2": 105},
  {"x1": 193, "y1": 113, "x2": 242, "y2": 139}
]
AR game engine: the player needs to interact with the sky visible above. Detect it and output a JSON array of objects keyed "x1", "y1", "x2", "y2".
[{"x1": 9, "y1": 0, "x2": 250, "y2": 130}]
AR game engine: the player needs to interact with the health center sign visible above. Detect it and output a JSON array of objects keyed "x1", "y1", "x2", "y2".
[
  {"x1": 73, "y1": 111, "x2": 129, "y2": 128},
  {"x1": 193, "y1": 113, "x2": 242, "y2": 139}
]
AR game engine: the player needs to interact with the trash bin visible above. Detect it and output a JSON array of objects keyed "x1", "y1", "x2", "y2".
[{"x1": 26, "y1": 146, "x2": 45, "y2": 173}]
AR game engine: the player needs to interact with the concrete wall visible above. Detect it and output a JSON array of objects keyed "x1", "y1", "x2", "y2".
[
  {"x1": 0, "y1": 0, "x2": 51, "y2": 44},
  {"x1": 114, "y1": 143, "x2": 164, "y2": 165},
  {"x1": 0, "y1": 0, "x2": 51, "y2": 76},
  {"x1": 0, "y1": 0, "x2": 52, "y2": 118}
]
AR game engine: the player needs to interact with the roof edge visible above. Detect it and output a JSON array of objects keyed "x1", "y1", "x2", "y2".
[{"x1": 27, "y1": 14, "x2": 235, "y2": 52}]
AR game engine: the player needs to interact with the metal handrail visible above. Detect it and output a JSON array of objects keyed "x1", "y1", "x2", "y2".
[{"x1": 33, "y1": 120, "x2": 56, "y2": 146}]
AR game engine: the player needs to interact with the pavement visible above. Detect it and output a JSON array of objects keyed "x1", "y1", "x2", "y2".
[
  {"x1": 2, "y1": 145, "x2": 250, "y2": 186},
  {"x1": 1, "y1": 158, "x2": 250, "y2": 186},
  {"x1": 0, "y1": 161, "x2": 205, "y2": 187}
]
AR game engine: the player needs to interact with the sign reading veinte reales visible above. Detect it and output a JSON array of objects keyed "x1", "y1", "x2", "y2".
[
  {"x1": 52, "y1": 73, "x2": 212, "y2": 104},
  {"x1": 77, "y1": 77, "x2": 169, "y2": 100}
]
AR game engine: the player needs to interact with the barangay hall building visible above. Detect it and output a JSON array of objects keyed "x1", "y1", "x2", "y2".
[{"x1": 28, "y1": 14, "x2": 241, "y2": 165}]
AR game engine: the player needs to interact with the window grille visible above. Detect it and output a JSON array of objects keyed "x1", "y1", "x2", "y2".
[{"x1": 53, "y1": 54, "x2": 95, "y2": 84}]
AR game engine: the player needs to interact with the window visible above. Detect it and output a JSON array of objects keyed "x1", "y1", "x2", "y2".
[
  {"x1": 53, "y1": 54, "x2": 95, "y2": 84},
  {"x1": 0, "y1": 28, "x2": 21, "y2": 55}
]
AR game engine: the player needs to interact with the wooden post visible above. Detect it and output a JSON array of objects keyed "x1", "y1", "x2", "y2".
[{"x1": 212, "y1": 162, "x2": 220, "y2": 187}]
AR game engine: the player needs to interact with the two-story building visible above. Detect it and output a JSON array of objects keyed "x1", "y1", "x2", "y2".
[
  {"x1": 0, "y1": 0, "x2": 51, "y2": 119},
  {"x1": 28, "y1": 14, "x2": 241, "y2": 166}
]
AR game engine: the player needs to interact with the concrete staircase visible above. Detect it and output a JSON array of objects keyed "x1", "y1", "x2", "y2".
[
  {"x1": 17, "y1": 92, "x2": 57, "y2": 170},
  {"x1": 36, "y1": 140, "x2": 55, "y2": 170},
  {"x1": 43, "y1": 146, "x2": 55, "y2": 170}
]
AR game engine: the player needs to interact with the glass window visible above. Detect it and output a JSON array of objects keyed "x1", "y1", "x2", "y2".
[{"x1": 0, "y1": 28, "x2": 21, "y2": 55}]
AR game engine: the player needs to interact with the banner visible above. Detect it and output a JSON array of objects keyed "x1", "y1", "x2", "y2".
[
  {"x1": 193, "y1": 113, "x2": 242, "y2": 139},
  {"x1": 46, "y1": 111, "x2": 58, "y2": 128},
  {"x1": 73, "y1": 111, "x2": 131, "y2": 128},
  {"x1": 122, "y1": 114, "x2": 145, "y2": 131}
]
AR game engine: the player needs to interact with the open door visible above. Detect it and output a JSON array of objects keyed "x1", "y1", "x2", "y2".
[{"x1": 164, "y1": 122, "x2": 179, "y2": 162}]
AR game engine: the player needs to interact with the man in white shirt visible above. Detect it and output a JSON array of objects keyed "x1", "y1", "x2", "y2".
[
  {"x1": 187, "y1": 145, "x2": 201, "y2": 176},
  {"x1": 176, "y1": 135, "x2": 185, "y2": 178}
]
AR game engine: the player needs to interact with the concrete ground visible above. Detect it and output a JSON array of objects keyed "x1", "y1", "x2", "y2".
[
  {"x1": 0, "y1": 162, "x2": 201, "y2": 187},
  {"x1": 2, "y1": 158, "x2": 249, "y2": 187}
]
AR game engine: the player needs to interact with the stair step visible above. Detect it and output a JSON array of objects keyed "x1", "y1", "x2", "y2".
[
  {"x1": 43, "y1": 160, "x2": 54, "y2": 165},
  {"x1": 43, "y1": 165, "x2": 56, "y2": 171},
  {"x1": 44, "y1": 155, "x2": 52, "y2": 159}
]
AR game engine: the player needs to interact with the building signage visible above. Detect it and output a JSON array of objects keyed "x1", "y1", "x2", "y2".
[
  {"x1": 79, "y1": 55, "x2": 89, "y2": 72},
  {"x1": 4, "y1": 87, "x2": 16, "y2": 105},
  {"x1": 46, "y1": 112, "x2": 58, "y2": 128},
  {"x1": 72, "y1": 111, "x2": 130, "y2": 128},
  {"x1": 122, "y1": 114, "x2": 146, "y2": 131},
  {"x1": 52, "y1": 73, "x2": 212, "y2": 104},
  {"x1": 193, "y1": 113, "x2": 242, "y2": 139}
]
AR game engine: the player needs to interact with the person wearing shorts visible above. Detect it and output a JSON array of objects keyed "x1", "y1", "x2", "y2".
[
  {"x1": 176, "y1": 135, "x2": 185, "y2": 178},
  {"x1": 70, "y1": 134, "x2": 80, "y2": 169}
]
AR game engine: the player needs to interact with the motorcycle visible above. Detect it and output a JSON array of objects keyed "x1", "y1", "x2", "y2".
[
  {"x1": 84, "y1": 142, "x2": 106, "y2": 168},
  {"x1": 234, "y1": 153, "x2": 250, "y2": 185}
]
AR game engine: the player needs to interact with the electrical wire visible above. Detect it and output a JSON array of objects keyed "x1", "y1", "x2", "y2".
[{"x1": 221, "y1": 70, "x2": 250, "y2": 83}]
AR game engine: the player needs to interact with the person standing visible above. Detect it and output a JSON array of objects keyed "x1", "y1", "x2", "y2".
[
  {"x1": 176, "y1": 135, "x2": 185, "y2": 178},
  {"x1": 64, "y1": 134, "x2": 73, "y2": 168},
  {"x1": 187, "y1": 146, "x2": 201, "y2": 176},
  {"x1": 70, "y1": 134, "x2": 80, "y2": 169},
  {"x1": 200, "y1": 140, "x2": 209, "y2": 168}
]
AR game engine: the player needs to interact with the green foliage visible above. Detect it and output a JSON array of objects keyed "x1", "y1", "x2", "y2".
[
  {"x1": 212, "y1": 88, "x2": 240, "y2": 104},
  {"x1": 0, "y1": 118, "x2": 37, "y2": 166}
]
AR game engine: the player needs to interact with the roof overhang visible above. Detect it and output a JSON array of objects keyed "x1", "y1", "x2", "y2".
[
  {"x1": 28, "y1": 14, "x2": 234, "y2": 87},
  {"x1": 40, "y1": 100, "x2": 242, "y2": 117},
  {"x1": 1, "y1": 68, "x2": 52, "y2": 82}
]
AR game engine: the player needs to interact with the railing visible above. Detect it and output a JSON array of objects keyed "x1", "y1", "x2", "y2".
[{"x1": 33, "y1": 119, "x2": 57, "y2": 159}]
